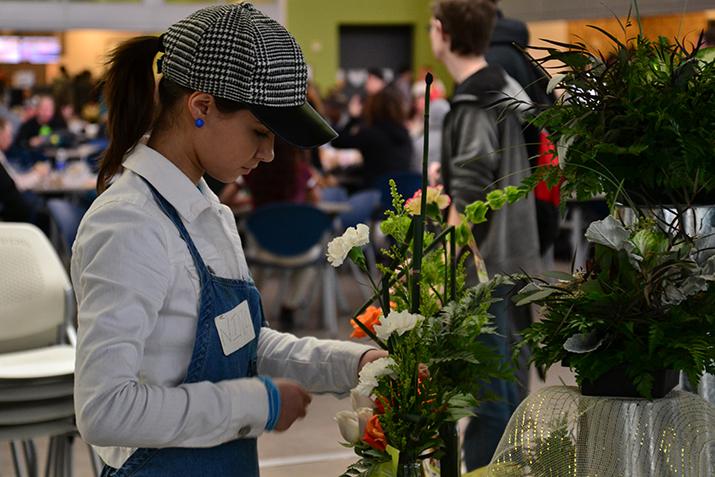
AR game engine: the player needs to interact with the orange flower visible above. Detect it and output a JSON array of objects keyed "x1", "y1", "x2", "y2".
[
  {"x1": 351, "y1": 306, "x2": 382, "y2": 338},
  {"x1": 362, "y1": 415, "x2": 387, "y2": 452}
]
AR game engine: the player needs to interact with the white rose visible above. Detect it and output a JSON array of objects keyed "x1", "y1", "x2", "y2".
[
  {"x1": 326, "y1": 223, "x2": 370, "y2": 267},
  {"x1": 335, "y1": 410, "x2": 360, "y2": 444},
  {"x1": 374, "y1": 311, "x2": 424, "y2": 341},
  {"x1": 356, "y1": 357, "x2": 396, "y2": 396}
]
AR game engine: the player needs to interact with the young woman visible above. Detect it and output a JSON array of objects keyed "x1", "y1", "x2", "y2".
[{"x1": 70, "y1": 4, "x2": 384, "y2": 476}]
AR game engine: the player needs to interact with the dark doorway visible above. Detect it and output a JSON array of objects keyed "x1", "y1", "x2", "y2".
[{"x1": 339, "y1": 25, "x2": 413, "y2": 92}]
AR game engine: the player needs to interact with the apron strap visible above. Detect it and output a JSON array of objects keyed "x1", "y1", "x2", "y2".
[{"x1": 140, "y1": 176, "x2": 211, "y2": 285}]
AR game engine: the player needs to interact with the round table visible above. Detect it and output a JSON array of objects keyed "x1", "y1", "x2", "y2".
[{"x1": 484, "y1": 386, "x2": 715, "y2": 476}]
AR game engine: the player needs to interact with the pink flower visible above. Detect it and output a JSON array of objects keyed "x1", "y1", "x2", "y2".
[{"x1": 404, "y1": 186, "x2": 451, "y2": 215}]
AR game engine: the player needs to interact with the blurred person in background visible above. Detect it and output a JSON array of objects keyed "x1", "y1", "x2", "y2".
[
  {"x1": 0, "y1": 117, "x2": 50, "y2": 191},
  {"x1": 11, "y1": 93, "x2": 67, "y2": 151},
  {"x1": 364, "y1": 67, "x2": 386, "y2": 96},
  {"x1": 242, "y1": 137, "x2": 321, "y2": 331},
  {"x1": 487, "y1": 0, "x2": 561, "y2": 261},
  {"x1": 0, "y1": 117, "x2": 49, "y2": 231},
  {"x1": 407, "y1": 77, "x2": 450, "y2": 181},
  {"x1": 332, "y1": 86, "x2": 413, "y2": 190},
  {"x1": 0, "y1": 80, "x2": 21, "y2": 141},
  {"x1": 430, "y1": 0, "x2": 541, "y2": 469}
]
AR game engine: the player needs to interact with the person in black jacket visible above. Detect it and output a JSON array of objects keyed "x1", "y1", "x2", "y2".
[
  {"x1": 0, "y1": 117, "x2": 34, "y2": 223},
  {"x1": 331, "y1": 86, "x2": 413, "y2": 190},
  {"x1": 0, "y1": 117, "x2": 50, "y2": 234},
  {"x1": 431, "y1": 0, "x2": 541, "y2": 469},
  {"x1": 487, "y1": 4, "x2": 561, "y2": 258}
]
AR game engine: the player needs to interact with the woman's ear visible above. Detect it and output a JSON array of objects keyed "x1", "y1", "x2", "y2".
[{"x1": 187, "y1": 92, "x2": 213, "y2": 122}]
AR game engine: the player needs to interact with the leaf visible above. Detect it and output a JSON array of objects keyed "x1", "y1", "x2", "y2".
[
  {"x1": 486, "y1": 190, "x2": 508, "y2": 210},
  {"x1": 550, "y1": 50, "x2": 593, "y2": 69},
  {"x1": 563, "y1": 331, "x2": 604, "y2": 353},
  {"x1": 503, "y1": 185, "x2": 524, "y2": 204},
  {"x1": 465, "y1": 201, "x2": 489, "y2": 224},
  {"x1": 515, "y1": 288, "x2": 557, "y2": 306},
  {"x1": 586, "y1": 24, "x2": 627, "y2": 51},
  {"x1": 386, "y1": 445, "x2": 400, "y2": 476},
  {"x1": 547, "y1": 74, "x2": 567, "y2": 94},
  {"x1": 585, "y1": 216, "x2": 630, "y2": 251},
  {"x1": 542, "y1": 270, "x2": 576, "y2": 281}
]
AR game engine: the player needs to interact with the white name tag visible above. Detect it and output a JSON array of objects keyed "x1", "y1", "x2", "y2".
[{"x1": 214, "y1": 301, "x2": 256, "y2": 356}]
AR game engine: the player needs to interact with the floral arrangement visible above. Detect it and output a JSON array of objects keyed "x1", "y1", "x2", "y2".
[
  {"x1": 330, "y1": 182, "x2": 510, "y2": 476},
  {"x1": 451, "y1": 3, "x2": 715, "y2": 401},
  {"x1": 528, "y1": 10, "x2": 715, "y2": 209},
  {"x1": 513, "y1": 216, "x2": 715, "y2": 399}
]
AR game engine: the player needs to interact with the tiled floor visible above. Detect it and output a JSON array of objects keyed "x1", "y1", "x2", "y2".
[{"x1": 0, "y1": 268, "x2": 575, "y2": 477}]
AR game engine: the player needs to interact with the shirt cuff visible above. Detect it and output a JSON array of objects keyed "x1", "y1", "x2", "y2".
[
  {"x1": 222, "y1": 377, "x2": 269, "y2": 439},
  {"x1": 257, "y1": 376, "x2": 281, "y2": 431}
]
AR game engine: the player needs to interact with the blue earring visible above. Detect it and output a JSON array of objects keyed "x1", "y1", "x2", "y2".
[{"x1": 195, "y1": 118, "x2": 205, "y2": 128}]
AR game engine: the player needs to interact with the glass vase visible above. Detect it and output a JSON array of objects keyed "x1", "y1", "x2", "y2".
[{"x1": 397, "y1": 460, "x2": 422, "y2": 477}]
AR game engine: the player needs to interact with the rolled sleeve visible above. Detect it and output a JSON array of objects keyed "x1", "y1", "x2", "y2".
[{"x1": 257, "y1": 327, "x2": 373, "y2": 395}]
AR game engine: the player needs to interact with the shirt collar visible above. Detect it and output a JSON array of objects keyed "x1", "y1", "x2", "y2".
[{"x1": 123, "y1": 143, "x2": 212, "y2": 223}]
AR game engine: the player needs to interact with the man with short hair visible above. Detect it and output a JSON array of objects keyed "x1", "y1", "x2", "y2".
[
  {"x1": 11, "y1": 93, "x2": 66, "y2": 151},
  {"x1": 430, "y1": 0, "x2": 541, "y2": 469}
]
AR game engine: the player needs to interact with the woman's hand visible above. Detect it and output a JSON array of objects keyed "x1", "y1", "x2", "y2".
[
  {"x1": 357, "y1": 349, "x2": 389, "y2": 374},
  {"x1": 273, "y1": 378, "x2": 312, "y2": 431}
]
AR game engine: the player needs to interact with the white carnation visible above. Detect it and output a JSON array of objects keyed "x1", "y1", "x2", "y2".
[
  {"x1": 374, "y1": 310, "x2": 424, "y2": 341},
  {"x1": 326, "y1": 237, "x2": 350, "y2": 267},
  {"x1": 355, "y1": 357, "x2": 396, "y2": 396},
  {"x1": 326, "y1": 223, "x2": 370, "y2": 267}
]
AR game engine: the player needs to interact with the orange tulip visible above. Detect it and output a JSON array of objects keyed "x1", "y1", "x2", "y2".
[
  {"x1": 362, "y1": 415, "x2": 387, "y2": 452},
  {"x1": 351, "y1": 306, "x2": 382, "y2": 338}
]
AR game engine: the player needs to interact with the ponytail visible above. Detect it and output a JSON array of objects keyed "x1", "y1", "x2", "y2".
[{"x1": 97, "y1": 36, "x2": 162, "y2": 193}]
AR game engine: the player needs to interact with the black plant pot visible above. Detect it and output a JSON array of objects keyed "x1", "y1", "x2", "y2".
[{"x1": 580, "y1": 366, "x2": 679, "y2": 398}]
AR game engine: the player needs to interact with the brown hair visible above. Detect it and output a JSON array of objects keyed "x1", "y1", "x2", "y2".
[
  {"x1": 432, "y1": 0, "x2": 497, "y2": 57},
  {"x1": 0, "y1": 117, "x2": 7, "y2": 131},
  {"x1": 98, "y1": 36, "x2": 245, "y2": 193},
  {"x1": 363, "y1": 86, "x2": 406, "y2": 127}
]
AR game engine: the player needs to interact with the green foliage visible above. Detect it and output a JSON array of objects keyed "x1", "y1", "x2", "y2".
[
  {"x1": 514, "y1": 217, "x2": 715, "y2": 398},
  {"x1": 423, "y1": 277, "x2": 513, "y2": 399},
  {"x1": 338, "y1": 178, "x2": 511, "y2": 474},
  {"x1": 528, "y1": 21, "x2": 715, "y2": 207}
]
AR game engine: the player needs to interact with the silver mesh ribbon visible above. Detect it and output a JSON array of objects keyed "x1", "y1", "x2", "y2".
[{"x1": 481, "y1": 386, "x2": 715, "y2": 476}]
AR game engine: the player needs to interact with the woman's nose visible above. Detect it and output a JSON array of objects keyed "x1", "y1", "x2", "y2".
[{"x1": 258, "y1": 136, "x2": 275, "y2": 163}]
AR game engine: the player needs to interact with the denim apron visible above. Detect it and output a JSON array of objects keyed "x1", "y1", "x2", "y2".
[{"x1": 102, "y1": 180, "x2": 264, "y2": 477}]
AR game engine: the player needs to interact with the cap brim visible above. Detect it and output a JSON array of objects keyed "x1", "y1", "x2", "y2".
[{"x1": 248, "y1": 102, "x2": 337, "y2": 149}]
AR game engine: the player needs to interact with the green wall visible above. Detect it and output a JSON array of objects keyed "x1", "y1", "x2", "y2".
[{"x1": 285, "y1": 0, "x2": 451, "y2": 94}]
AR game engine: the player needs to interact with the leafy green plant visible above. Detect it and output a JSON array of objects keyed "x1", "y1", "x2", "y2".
[
  {"x1": 513, "y1": 216, "x2": 715, "y2": 398},
  {"x1": 526, "y1": 13, "x2": 715, "y2": 208}
]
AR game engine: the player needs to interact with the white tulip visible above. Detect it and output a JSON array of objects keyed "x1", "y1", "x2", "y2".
[
  {"x1": 374, "y1": 310, "x2": 424, "y2": 341},
  {"x1": 356, "y1": 407, "x2": 373, "y2": 437},
  {"x1": 335, "y1": 410, "x2": 361, "y2": 444},
  {"x1": 351, "y1": 388, "x2": 374, "y2": 411}
]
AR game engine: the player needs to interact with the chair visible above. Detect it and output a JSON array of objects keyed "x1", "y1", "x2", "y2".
[
  {"x1": 0, "y1": 223, "x2": 98, "y2": 477},
  {"x1": 373, "y1": 171, "x2": 422, "y2": 219},
  {"x1": 244, "y1": 204, "x2": 339, "y2": 335},
  {"x1": 46, "y1": 199, "x2": 86, "y2": 266},
  {"x1": 320, "y1": 186, "x2": 349, "y2": 203},
  {"x1": 338, "y1": 189, "x2": 380, "y2": 230}
]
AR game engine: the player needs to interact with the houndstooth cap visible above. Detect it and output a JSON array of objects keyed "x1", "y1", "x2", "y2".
[{"x1": 161, "y1": 3, "x2": 336, "y2": 148}]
